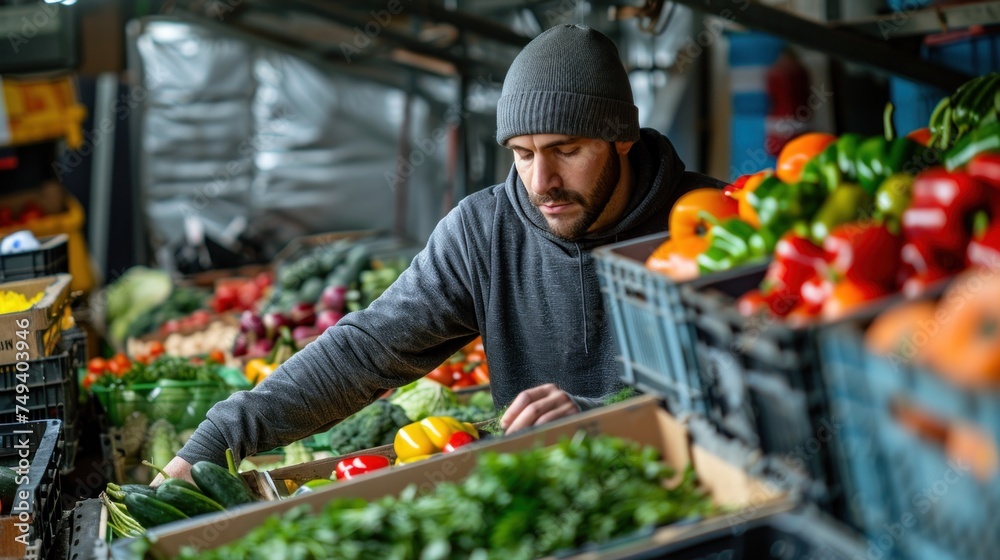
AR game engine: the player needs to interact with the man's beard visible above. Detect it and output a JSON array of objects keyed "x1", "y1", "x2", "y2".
[{"x1": 529, "y1": 147, "x2": 621, "y2": 240}]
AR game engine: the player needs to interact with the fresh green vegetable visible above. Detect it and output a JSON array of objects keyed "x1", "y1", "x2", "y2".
[
  {"x1": 114, "y1": 483, "x2": 156, "y2": 500},
  {"x1": 158, "y1": 478, "x2": 201, "y2": 493},
  {"x1": 123, "y1": 493, "x2": 188, "y2": 529},
  {"x1": 389, "y1": 378, "x2": 460, "y2": 422},
  {"x1": 177, "y1": 433, "x2": 715, "y2": 560},
  {"x1": 122, "y1": 286, "x2": 208, "y2": 341},
  {"x1": 326, "y1": 399, "x2": 412, "y2": 455},
  {"x1": 809, "y1": 183, "x2": 871, "y2": 244},
  {"x1": 106, "y1": 267, "x2": 174, "y2": 344},
  {"x1": 146, "y1": 419, "x2": 181, "y2": 472},
  {"x1": 155, "y1": 484, "x2": 225, "y2": 517},
  {"x1": 102, "y1": 492, "x2": 146, "y2": 538},
  {"x1": 240, "y1": 441, "x2": 314, "y2": 472},
  {"x1": 604, "y1": 387, "x2": 638, "y2": 405},
  {"x1": 190, "y1": 461, "x2": 258, "y2": 509}
]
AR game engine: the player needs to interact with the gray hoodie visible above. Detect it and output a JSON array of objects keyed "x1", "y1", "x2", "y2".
[{"x1": 178, "y1": 128, "x2": 725, "y2": 466}]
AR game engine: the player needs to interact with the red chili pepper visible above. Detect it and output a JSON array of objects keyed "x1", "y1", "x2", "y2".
[
  {"x1": 969, "y1": 152, "x2": 1000, "y2": 189},
  {"x1": 823, "y1": 223, "x2": 903, "y2": 291},
  {"x1": 901, "y1": 169, "x2": 1000, "y2": 261},
  {"x1": 334, "y1": 455, "x2": 391, "y2": 480},
  {"x1": 443, "y1": 431, "x2": 476, "y2": 453}
]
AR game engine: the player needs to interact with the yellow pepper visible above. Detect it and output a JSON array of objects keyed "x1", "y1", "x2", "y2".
[
  {"x1": 393, "y1": 416, "x2": 479, "y2": 461},
  {"x1": 244, "y1": 359, "x2": 277, "y2": 385},
  {"x1": 395, "y1": 454, "x2": 435, "y2": 466}
]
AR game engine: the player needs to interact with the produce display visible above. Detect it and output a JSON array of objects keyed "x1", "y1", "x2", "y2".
[
  {"x1": 102, "y1": 449, "x2": 258, "y2": 536},
  {"x1": 127, "y1": 319, "x2": 238, "y2": 364},
  {"x1": 393, "y1": 416, "x2": 480, "y2": 464},
  {"x1": 325, "y1": 399, "x2": 413, "y2": 455},
  {"x1": 0, "y1": 289, "x2": 42, "y2": 314},
  {"x1": 176, "y1": 434, "x2": 715, "y2": 560},
  {"x1": 424, "y1": 336, "x2": 491, "y2": 388},
  {"x1": 104, "y1": 267, "x2": 208, "y2": 346},
  {"x1": 209, "y1": 272, "x2": 272, "y2": 313}
]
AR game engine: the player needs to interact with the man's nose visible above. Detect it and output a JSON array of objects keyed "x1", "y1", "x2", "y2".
[{"x1": 531, "y1": 155, "x2": 560, "y2": 195}]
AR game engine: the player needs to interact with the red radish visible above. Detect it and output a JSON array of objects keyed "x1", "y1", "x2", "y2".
[
  {"x1": 232, "y1": 333, "x2": 249, "y2": 357},
  {"x1": 240, "y1": 311, "x2": 266, "y2": 338},
  {"x1": 292, "y1": 326, "x2": 320, "y2": 345},
  {"x1": 262, "y1": 312, "x2": 292, "y2": 339},
  {"x1": 290, "y1": 302, "x2": 317, "y2": 327},
  {"x1": 315, "y1": 310, "x2": 344, "y2": 332},
  {"x1": 320, "y1": 285, "x2": 348, "y2": 312},
  {"x1": 250, "y1": 337, "x2": 275, "y2": 357}
]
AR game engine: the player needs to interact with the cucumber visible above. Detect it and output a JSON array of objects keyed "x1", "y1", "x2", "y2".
[
  {"x1": 155, "y1": 484, "x2": 225, "y2": 517},
  {"x1": 190, "y1": 462, "x2": 257, "y2": 508},
  {"x1": 158, "y1": 478, "x2": 202, "y2": 493},
  {"x1": 119, "y1": 484, "x2": 157, "y2": 499},
  {"x1": 123, "y1": 493, "x2": 189, "y2": 529}
]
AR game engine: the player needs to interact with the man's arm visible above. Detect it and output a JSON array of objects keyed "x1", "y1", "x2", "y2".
[{"x1": 174, "y1": 207, "x2": 480, "y2": 469}]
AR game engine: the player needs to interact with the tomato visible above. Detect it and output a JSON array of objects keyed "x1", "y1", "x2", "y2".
[
  {"x1": 471, "y1": 365, "x2": 490, "y2": 385},
  {"x1": 87, "y1": 357, "x2": 107, "y2": 374},
  {"x1": 82, "y1": 371, "x2": 102, "y2": 391},
  {"x1": 112, "y1": 353, "x2": 132, "y2": 374},
  {"x1": 237, "y1": 282, "x2": 261, "y2": 310},
  {"x1": 148, "y1": 341, "x2": 165, "y2": 358},
  {"x1": 190, "y1": 310, "x2": 211, "y2": 326},
  {"x1": 452, "y1": 377, "x2": 477, "y2": 389},
  {"x1": 426, "y1": 366, "x2": 454, "y2": 387},
  {"x1": 208, "y1": 349, "x2": 226, "y2": 364},
  {"x1": 254, "y1": 272, "x2": 272, "y2": 289},
  {"x1": 107, "y1": 360, "x2": 124, "y2": 376},
  {"x1": 135, "y1": 354, "x2": 152, "y2": 366}
]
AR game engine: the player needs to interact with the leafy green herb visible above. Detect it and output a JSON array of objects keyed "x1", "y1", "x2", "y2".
[
  {"x1": 604, "y1": 387, "x2": 638, "y2": 405},
  {"x1": 177, "y1": 434, "x2": 716, "y2": 560}
]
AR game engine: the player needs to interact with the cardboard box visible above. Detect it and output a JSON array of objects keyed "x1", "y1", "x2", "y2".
[
  {"x1": 0, "y1": 274, "x2": 71, "y2": 363},
  {"x1": 126, "y1": 396, "x2": 790, "y2": 559}
]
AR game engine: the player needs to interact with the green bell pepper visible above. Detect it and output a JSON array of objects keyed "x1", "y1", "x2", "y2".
[
  {"x1": 836, "y1": 133, "x2": 862, "y2": 180},
  {"x1": 855, "y1": 136, "x2": 927, "y2": 195},
  {"x1": 747, "y1": 176, "x2": 826, "y2": 241},
  {"x1": 874, "y1": 173, "x2": 914, "y2": 230},
  {"x1": 696, "y1": 218, "x2": 761, "y2": 274},
  {"x1": 809, "y1": 183, "x2": 871, "y2": 244},
  {"x1": 800, "y1": 142, "x2": 841, "y2": 194}
]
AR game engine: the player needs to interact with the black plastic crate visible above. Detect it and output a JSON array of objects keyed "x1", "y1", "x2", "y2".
[
  {"x1": 60, "y1": 326, "x2": 88, "y2": 371},
  {"x1": 679, "y1": 267, "x2": 913, "y2": 513},
  {"x1": 66, "y1": 498, "x2": 108, "y2": 560},
  {"x1": 0, "y1": 419, "x2": 64, "y2": 560},
  {"x1": 0, "y1": 234, "x2": 69, "y2": 283},
  {"x1": 0, "y1": 337, "x2": 80, "y2": 428},
  {"x1": 620, "y1": 509, "x2": 866, "y2": 559},
  {"x1": 593, "y1": 232, "x2": 769, "y2": 417}
]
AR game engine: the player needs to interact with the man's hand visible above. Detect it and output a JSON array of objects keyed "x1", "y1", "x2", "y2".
[
  {"x1": 500, "y1": 383, "x2": 581, "y2": 435},
  {"x1": 150, "y1": 456, "x2": 195, "y2": 487}
]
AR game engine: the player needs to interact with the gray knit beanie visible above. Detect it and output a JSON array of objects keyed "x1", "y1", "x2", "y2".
[{"x1": 496, "y1": 24, "x2": 639, "y2": 146}]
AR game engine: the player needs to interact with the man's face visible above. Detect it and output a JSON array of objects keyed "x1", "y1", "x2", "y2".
[{"x1": 508, "y1": 134, "x2": 626, "y2": 240}]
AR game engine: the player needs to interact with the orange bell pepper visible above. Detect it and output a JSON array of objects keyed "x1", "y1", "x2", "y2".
[
  {"x1": 668, "y1": 188, "x2": 737, "y2": 239},
  {"x1": 730, "y1": 171, "x2": 769, "y2": 229},
  {"x1": 645, "y1": 236, "x2": 710, "y2": 281},
  {"x1": 776, "y1": 132, "x2": 836, "y2": 184}
]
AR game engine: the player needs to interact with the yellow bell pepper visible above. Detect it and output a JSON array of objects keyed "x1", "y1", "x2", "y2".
[
  {"x1": 395, "y1": 454, "x2": 435, "y2": 466},
  {"x1": 244, "y1": 359, "x2": 277, "y2": 385},
  {"x1": 393, "y1": 416, "x2": 479, "y2": 461}
]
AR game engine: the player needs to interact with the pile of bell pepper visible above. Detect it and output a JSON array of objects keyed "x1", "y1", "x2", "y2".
[
  {"x1": 393, "y1": 416, "x2": 479, "y2": 465},
  {"x1": 243, "y1": 326, "x2": 297, "y2": 386},
  {"x1": 645, "y1": 72, "x2": 1000, "y2": 322}
]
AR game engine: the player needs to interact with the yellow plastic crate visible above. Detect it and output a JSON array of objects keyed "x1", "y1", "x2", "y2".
[{"x1": 1, "y1": 74, "x2": 87, "y2": 149}]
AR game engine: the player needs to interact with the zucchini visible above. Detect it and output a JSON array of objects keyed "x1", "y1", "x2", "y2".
[
  {"x1": 158, "y1": 478, "x2": 201, "y2": 493},
  {"x1": 123, "y1": 493, "x2": 189, "y2": 529},
  {"x1": 155, "y1": 484, "x2": 225, "y2": 517},
  {"x1": 119, "y1": 484, "x2": 157, "y2": 499},
  {"x1": 190, "y1": 462, "x2": 257, "y2": 508}
]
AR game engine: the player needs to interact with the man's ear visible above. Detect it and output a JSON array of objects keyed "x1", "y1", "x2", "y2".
[{"x1": 614, "y1": 141, "x2": 635, "y2": 156}]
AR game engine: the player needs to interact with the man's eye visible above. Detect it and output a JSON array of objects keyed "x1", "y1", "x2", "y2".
[
  {"x1": 517, "y1": 151, "x2": 533, "y2": 161},
  {"x1": 558, "y1": 149, "x2": 579, "y2": 157}
]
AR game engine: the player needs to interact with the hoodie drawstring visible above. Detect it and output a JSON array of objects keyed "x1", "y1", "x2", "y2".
[{"x1": 576, "y1": 243, "x2": 589, "y2": 354}]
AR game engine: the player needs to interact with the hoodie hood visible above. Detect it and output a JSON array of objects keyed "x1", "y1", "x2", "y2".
[{"x1": 505, "y1": 127, "x2": 687, "y2": 250}]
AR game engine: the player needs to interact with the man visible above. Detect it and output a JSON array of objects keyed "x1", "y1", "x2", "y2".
[{"x1": 157, "y1": 23, "x2": 723, "y2": 481}]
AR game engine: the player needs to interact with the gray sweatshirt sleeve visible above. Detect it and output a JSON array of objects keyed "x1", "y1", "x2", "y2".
[{"x1": 178, "y1": 207, "x2": 480, "y2": 466}]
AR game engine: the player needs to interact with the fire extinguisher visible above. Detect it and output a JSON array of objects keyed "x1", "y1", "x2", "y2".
[{"x1": 765, "y1": 49, "x2": 811, "y2": 157}]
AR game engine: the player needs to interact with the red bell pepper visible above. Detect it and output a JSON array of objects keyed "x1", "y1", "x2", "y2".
[
  {"x1": 799, "y1": 273, "x2": 834, "y2": 314},
  {"x1": 901, "y1": 169, "x2": 1000, "y2": 261},
  {"x1": 823, "y1": 223, "x2": 903, "y2": 291},
  {"x1": 442, "y1": 431, "x2": 476, "y2": 453},
  {"x1": 967, "y1": 222, "x2": 1000, "y2": 270},
  {"x1": 334, "y1": 455, "x2": 391, "y2": 480},
  {"x1": 724, "y1": 173, "x2": 753, "y2": 199},
  {"x1": 754, "y1": 235, "x2": 829, "y2": 317},
  {"x1": 969, "y1": 152, "x2": 1000, "y2": 190}
]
